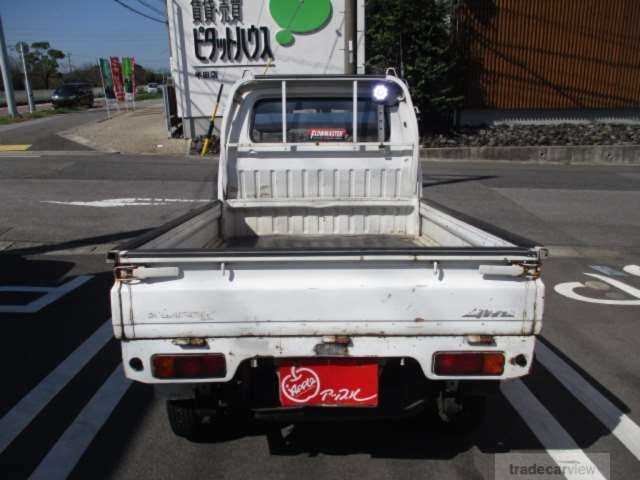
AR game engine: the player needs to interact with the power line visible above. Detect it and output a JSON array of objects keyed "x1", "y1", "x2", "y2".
[
  {"x1": 113, "y1": 0, "x2": 167, "y2": 24},
  {"x1": 132, "y1": 0, "x2": 165, "y2": 17}
]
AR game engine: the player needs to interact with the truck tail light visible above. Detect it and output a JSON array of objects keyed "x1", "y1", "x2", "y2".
[
  {"x1": 433, "y1": 352, "x2": 504, "y2": 376},
  {"x1": 152, "y1": 354, "x2": 226, "y2": 379}
]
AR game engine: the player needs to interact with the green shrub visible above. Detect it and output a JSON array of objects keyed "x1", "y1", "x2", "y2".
[{"x1": 366, "y1": 0, "x2": 464, "y2": 130}]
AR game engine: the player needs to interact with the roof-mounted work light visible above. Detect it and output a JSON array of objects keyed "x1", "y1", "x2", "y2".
[
  {"x1": 371, "y1": 82, "x2": 402, "y2": 106},
  {"x1": 372, "y1": 84, "x2": 390, "y2": 102}
]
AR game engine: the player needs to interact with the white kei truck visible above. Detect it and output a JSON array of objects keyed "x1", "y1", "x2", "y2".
[{"x1": 109, "y1": 74, "x2": 545, "y2": 439}]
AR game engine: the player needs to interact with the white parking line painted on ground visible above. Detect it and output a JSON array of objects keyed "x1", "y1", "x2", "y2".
[
  {"x1": 537, "y1": 342, "x2": 640, "y2": 461},
  {"x1": 0, "y1": 275, "x2": 93, "y2": 313},
  {"x1": 501, "y1": 379, "x2": 608, "y2": 480},
  {"x1": 623, "y1": 265, "x2": 640, "y2": 276},
  {"x1": 554, "y1": 271, "x2": 640, "y2": 305},
  {"x1": 0, "y1": 321, "x2": 113, "y2": 454},
  {"x1": 29, "y1": 365, "x2": 131, "y2": 480}
]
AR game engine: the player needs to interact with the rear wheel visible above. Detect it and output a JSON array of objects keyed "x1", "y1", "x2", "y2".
[
  {"x1": 166, "y1": 400, "x2": 201, "y2": 440},
  {"x1": 435, "y1": 394, "x2": 486, "y2": 433}
]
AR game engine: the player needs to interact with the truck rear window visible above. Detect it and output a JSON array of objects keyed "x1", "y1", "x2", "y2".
[{"x1": 251, "y1": 98, "x2": 389, "y2": 143}]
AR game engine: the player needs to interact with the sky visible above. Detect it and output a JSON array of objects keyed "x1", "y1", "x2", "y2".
[{"x1": 1, "y1": 0, "x2": 170, "y2": 70}]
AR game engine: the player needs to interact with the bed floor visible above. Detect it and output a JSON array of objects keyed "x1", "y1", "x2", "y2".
[{"x1": 211, "y1": 234, "x2": 438, "y2": 250}]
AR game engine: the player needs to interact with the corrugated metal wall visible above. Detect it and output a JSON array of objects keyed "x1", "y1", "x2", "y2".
[{"x1": 457, "y1": 0, "x2": 640, "y2": 109}]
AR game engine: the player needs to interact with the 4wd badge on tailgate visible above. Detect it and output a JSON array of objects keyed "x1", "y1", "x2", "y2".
[{"x1": 278, "y1": 359, "x2": 378, "y2": 407}]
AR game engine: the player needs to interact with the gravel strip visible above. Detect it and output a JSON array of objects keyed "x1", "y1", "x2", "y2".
[{"x1": 423, "y1": 123, "x2": 640, "y2": 148}]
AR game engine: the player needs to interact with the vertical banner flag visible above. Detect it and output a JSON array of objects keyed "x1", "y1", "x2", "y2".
[
  {"x1": 122, "y1": 57, "x2": 136, "y2": 101},
  {"x1": 110, "y1": 57, "x2": 125, "y2": 102},
  {"x1": 99, "y1": 58, "x2": 115, "y2": 99},
  {"x1": 130, "y1": 57, "x2": 136, "y2": 98}
]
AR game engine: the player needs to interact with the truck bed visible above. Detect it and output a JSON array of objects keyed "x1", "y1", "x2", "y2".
[
  {"x1": 110, "y1": 201, "x2": 543, "y2": 348},
  {"x1": 212, "y1": 234, "x2": 438, "y2": 249},
  {"x1": 111, "y1": 199, "x2": 537, "y2": 261}
]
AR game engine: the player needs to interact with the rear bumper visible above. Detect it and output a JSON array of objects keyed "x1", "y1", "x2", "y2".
[{"x1": 120, "y1": 335, "x2": 536, "y2": 383}]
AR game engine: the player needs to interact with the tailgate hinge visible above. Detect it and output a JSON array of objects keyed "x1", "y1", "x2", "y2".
[
  {"x1": 115, "y1": 265, "x2": 181, "y2": 283},
  {"x1": 479, "y1": 261, "x2": 541, "y2": 279},
  {"x1": 515, "y1": 261, "x2": 541, "y2": 280}
]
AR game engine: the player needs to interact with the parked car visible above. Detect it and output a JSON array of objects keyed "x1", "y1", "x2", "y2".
[
  {"x1": 109, "y1": 74, "x2": 546, "y2": 439},
  {"x1": 51, "y1": 83, "x2": 94, "y2": 108},
  {"x1": 145, "y1": 83, "x2": 160, "y2": 94}
]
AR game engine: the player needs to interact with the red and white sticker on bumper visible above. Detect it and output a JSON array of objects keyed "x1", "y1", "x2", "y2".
[{"x1": 278, "y1": 359, "x2": 378, "y2": 407}]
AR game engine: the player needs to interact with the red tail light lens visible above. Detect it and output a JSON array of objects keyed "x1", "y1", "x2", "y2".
[
  {"x1": 433, "y1": 352, "x2": 504, "y2": 376},
  {"x1": 152, "y1": 354, "x2": 226, "y2": 379}
]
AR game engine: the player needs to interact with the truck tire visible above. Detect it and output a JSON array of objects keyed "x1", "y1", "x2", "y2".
[
  {"x1": 166, "y1": 400, "x2": 200, "y2": 439},
  {"x1": 434, "y1": 395, "x2": 486, "y2": 434}
]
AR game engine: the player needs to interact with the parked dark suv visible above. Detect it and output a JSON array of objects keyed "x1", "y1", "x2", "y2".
[{"x1": 51, "y1": 83, "x2": 94, "y2": 108}]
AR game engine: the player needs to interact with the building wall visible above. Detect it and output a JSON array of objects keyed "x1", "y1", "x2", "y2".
[
  {"x1": 167, "y1": 0, "x2": 365, "y2": 138},
  {"x1": 457, "y1": 0, "x2": 640, "y2": 110}
]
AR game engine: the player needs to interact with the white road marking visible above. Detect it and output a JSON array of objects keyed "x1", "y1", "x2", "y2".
[
  {"x1": 555, "y1": 282, "x2": 640, "y2": 305},
  {"x1": 0, "y1": 275, "x2": 93, "y2": 313},
  {"x1": 29, "y1": 365, "x2": 131, "y2": 480},
  {"x1": 42, "y1": 198, "x2": 209, "y2": 207},
  {"x1": 537, "y1": 342, "x2": 640, "y2": 461},
  {"x1": 554, "y1": 266, "x2": 640, "y2": 305},
  {"x1": 589, "y1": 265, "x2": 628, "y2": 277},
  {"x1": 0, "y1": 320, "x2": 113, "y2": 453},
  {"x1": 501, "y1": 379, "x2": 608, "y2": 480},
  {"x1": 623, "y1": 265, "x2": 640, "y2": 276}
]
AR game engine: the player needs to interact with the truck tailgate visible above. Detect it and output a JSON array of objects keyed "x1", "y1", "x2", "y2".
[{"x1": 111, "y1": 258, "x2": 544, "y2": 339}]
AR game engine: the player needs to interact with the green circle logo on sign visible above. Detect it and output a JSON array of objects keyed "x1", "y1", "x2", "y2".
[{"x1": 269, "y1": 0, "x2": 333, "y2": 46}]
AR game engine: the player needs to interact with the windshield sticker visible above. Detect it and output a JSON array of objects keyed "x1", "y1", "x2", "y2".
[{"x1": 307, "y1": 128, "x2": 347, "y2": 140}]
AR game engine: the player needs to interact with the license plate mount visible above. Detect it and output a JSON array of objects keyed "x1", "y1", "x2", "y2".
[{"x1": 278, "y1": 359, "x2": 378, "y2": 407}]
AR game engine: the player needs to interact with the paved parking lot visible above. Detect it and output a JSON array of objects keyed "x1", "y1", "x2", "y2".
[{"x1": 1, "y1": 155, "x2": 639, "y2": 479}]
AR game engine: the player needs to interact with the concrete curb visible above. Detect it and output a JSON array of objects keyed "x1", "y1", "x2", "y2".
[{"x1": 421, "y1": 145, "x2": 640, "y2": 165}]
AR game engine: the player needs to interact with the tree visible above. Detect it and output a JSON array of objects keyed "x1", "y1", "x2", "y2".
[
  {"x1": 57, "y1": 62, "x2": 167, "y2": 92},
  {"x1": 22, "y1": 42, "x2": 66, "y2": 89},
  {"x1": 366, "y1": 0, "x2": 464, "y2": 131},
  {"x1": 0, "y1": 54, "x2": 23, "y2": 92},
  {"x1": 131, "y1": 64, "x2": 167, "y2": 86},
  {"x1": 63, "y1": 63, "x2": 101, "y2": 86}
]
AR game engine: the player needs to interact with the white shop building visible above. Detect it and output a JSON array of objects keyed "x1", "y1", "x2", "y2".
[{"x1": 166, "y1": 0, "x2": 366, "y2": 138}]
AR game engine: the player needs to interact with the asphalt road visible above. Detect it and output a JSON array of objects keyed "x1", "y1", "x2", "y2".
[
  {"x1": 0, "y1": 99, "x2": 158, "y2": 152},
  {"x1": 0, "y1": 108, "x2": 107, "y2": 151},
  {"x1": 0, "y1": 148, "x2": 639, "y2": 479}
]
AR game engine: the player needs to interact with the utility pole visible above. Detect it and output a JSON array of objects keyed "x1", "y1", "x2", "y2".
[
  {"x1": 18, "y1": 42, "x2": 34, "y2": 113},
  {"x1": 66, "y1": 52, "x2": 72, "y2": 74},
  {"x1": 0, "y1": 15, "x2": 17, "y2": 118},
  {"x1": 344, "y1": 0, "x2": 357, "y2": 75}
]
